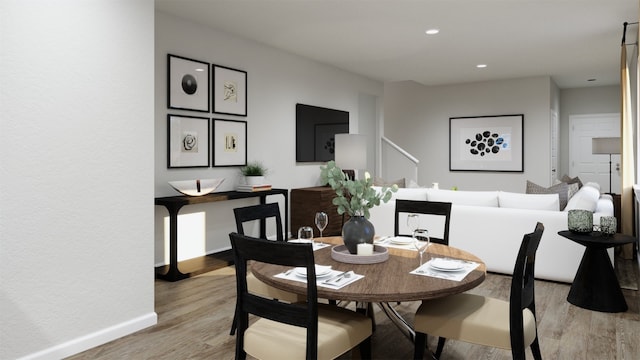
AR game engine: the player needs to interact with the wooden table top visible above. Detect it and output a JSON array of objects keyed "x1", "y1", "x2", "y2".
[{"x1": 251, "y1": 236, "x2": 486, "y2": 302}]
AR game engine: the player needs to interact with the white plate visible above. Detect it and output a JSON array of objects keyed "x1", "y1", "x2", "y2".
[
  {"x1": 294, "y1": 265, "x2": 333, "y2": 278},
  {"x1": 429, "y1": 258, "x2": 464, "y2": 272},
  {"x1": 388, "y1": 236, "x2": 414, "y2": 245}
]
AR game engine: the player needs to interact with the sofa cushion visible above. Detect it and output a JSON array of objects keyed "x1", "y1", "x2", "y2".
[
  {"x1": 373, "y1": 186, "x2": 428, "y2": 201},
  {"x1": 498, "y1": 191, "x2": 560, "y2": 211},
  {"x1": 564, "y1": 183, "x2": 601, "y2": 212},
  {"x1": 426, "y1": 189, "x2": 499, "y2": 207},
  {"x1": 526, "y1": 180, "x2": 569, "y2": 210}
]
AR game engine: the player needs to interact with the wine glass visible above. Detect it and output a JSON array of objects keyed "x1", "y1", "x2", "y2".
[
  {"x1": 315, "y1": 212, "x2": 328, "y2": 243},
  {"x1": 413, "y1": 228, "x2": 430, "y2": 266},
  {"x1": 407, "y1": 214, "x2": 420, "y2": 235},
  {"x1": 297, "y1": 226, "x2": 314, "y2": 245}
]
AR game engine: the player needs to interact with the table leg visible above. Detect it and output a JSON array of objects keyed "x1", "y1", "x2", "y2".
[
  {"x1": 156, "y1": 203, "x2": 190, "y2": 282},
  {"x1": 568, "y1": 247, "x2": 628, "y2": 312},
  {"x1": 377, "y1": 302, "x2": 415, "y2": 342}
]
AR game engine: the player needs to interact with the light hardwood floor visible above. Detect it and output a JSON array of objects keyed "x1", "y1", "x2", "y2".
[{"x1": 69, "y1": 258, "x2": 639, "y2": 360}]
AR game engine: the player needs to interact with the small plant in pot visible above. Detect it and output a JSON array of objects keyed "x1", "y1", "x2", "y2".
[
  {"x1": 320, "y1": 161, "x2": 398, "y2": 253},
  {"x1": 240, "y1": 161, "x2": 268, "y2": 185}
]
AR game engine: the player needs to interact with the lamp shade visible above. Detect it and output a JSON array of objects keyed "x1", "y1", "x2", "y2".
[
  {"x1": 335, "y1": 133, "x2": 367, "y2": 170},
  {"x1": 592, "y1": 137, "x2": 621, "y2": 155}
]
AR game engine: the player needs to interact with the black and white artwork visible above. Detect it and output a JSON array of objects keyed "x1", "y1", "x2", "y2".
[
  {"x1": 168, "y1": 54, "x2": 210, "y2": 112},
  {"x1": 213, "y1": 65, "x2": 247, "y2": 116},
  {"x1": 167, "y1": 114, "x2": 210, "y2": 168}
]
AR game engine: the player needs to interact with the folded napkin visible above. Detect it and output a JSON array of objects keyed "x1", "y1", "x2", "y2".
[
  {"x1": 410, "y1": 258, "x2": 480, "y2": 281},
  {"x1": 275, "y1": 268, "x2": 363, "y2": 289}
]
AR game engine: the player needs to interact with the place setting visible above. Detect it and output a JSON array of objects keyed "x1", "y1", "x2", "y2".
[
  {"x1": 411, "y1": 257, "x2": 480, "y2": 281},
  {"x1": 287, "y1": 224, "x2": 331, "y2": 251},
  {"x1": 274, "y1": 264, "x2": 363, "y2": 289}
]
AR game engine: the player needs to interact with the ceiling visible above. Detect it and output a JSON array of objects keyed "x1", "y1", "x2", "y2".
[{"x1": 155, "y1": 0, "x2": 638, "y2": 89}]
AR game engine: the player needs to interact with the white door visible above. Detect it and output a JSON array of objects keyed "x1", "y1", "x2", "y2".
[{"x1": 569, "y1": 113, "x2": 621, "y2": 194}]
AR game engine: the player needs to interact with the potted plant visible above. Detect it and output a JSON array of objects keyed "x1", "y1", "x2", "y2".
[
  {"x1": 320, "y1": 161, "x2": 397, "y2": 253},
  {"x1": 240, "y1": 161, "x2": 268, "y2": 185}
]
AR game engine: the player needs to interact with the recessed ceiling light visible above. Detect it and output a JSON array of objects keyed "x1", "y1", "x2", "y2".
[
  {"x1": 425, "y1": 29, "x2": 440, "y2": 35},
  {"x1": 588, "y1": 78, "x2": 596, "y2": 82},
  {"x1": 476, "y1": 64, "x2": 487, "y2": 68},
  {"x1": 195, "y1": 68, "x2": 205, "y2": 72}
]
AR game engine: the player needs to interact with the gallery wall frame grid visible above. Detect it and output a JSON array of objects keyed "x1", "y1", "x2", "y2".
[
  {"x1": 212, "y1": 64, "x2": 247, "y2": 116},
  {"x1": 212, "y1": 118, "x2": 247, "y2": 167},
  {"x1": 449, "y1": 114, "x2": 524, "y2": 172},
  {"x1": 167, "y1": 114, "x2": 211, "y2": 168},
  {"x1": 167, "y1": 54, "x2": 210, "y2": 112}
]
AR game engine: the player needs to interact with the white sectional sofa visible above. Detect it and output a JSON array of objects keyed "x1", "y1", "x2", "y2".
[{"x1": 369, "y1": 183, "x2": 614, "y2": 283}]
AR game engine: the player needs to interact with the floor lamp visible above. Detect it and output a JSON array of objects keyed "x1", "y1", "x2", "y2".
[{"x1": 592, "y1": 137, "x2": 621, "y2": 194}]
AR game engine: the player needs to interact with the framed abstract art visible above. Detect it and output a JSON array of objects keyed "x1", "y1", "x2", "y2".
[
  {"x1": 167, "y1": 54, "x2": 210, "y2": 112},
  {"x1": 167, "y1": 114, "x2": 210, "y2": 168}
]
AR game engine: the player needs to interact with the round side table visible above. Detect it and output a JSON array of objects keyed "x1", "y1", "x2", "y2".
[{"x1": 558, "y1": 230, "x2": 637, "y2": 312}]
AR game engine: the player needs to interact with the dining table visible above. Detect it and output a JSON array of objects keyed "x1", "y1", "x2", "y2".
[{"x1": 251, "y1": 236, "x2": 486, "y2": 340}]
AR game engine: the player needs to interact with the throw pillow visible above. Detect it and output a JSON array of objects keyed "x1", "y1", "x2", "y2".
[
  {"x1": 374, "y1": 177, "x2": 406, "y2": 188},
  {"x1": 526, "y1": 181, "x2": 569, "y2": 210},
  {"x1": 561, "y1": 175, "x2": 583, "y2": 189},
  {"x1": 498, "y1": 191, "x2": 560, "y2": 211}
]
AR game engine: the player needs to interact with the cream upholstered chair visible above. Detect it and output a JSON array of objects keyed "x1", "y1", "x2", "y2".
[
  {"x1": 413, "y1": 222, "x2": 544, "y2": 360},
  {"x1": 394, "y1": 200, "x2": 452, "y2": 245},
  {"x1": 229, "y1": 232, "x2": 372, "y2": 360},
  {"x1": 229, "y1": 203, "x2": 304, "y2": 335}
]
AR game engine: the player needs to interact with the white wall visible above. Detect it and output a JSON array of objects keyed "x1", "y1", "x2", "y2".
[
  {"x1": 1, "y1": 1, "x2": 156, "y2": 359},
  {"x1": 154, "y1": 12, "x2": 384, "y2": 263},
  {"x1": 383, "y1": 77, "x2": 554, "y2": 192},
  {"x1": 558, "y1": 85, "x2": 620, "y2": 177}
]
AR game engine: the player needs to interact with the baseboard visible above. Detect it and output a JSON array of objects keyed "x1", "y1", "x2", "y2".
[{"x1": 18, "y1": 312, "x2": 157, "y2": 360}]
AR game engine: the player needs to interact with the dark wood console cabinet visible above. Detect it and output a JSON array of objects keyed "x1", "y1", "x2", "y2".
[{"x1": 291, "y1": 186, "x2": 347, "y2": 237}]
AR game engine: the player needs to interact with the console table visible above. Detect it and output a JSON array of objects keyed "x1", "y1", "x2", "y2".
[
  {"x1": 155, "y1": 189, "x2": 288, "y2": 281},
  {"x1": 558, "y1": 230, "x2": 637, "y2": 312}
]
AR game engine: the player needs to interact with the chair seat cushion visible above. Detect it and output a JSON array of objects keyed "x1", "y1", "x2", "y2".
[
  {"x1": 414, "y1": 293, "x2": 537, "y2": 350},
  {"x1": 247, "y1": 272, "x2": 304, "y2": 303},
  {"x1": 244, "y1": 303, "x2": 372, "y2": 360}
]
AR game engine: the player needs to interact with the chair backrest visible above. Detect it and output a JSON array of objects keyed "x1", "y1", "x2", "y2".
[
  {"x1": 233, "y1": 202, "x2": 284, "y2": 241},
  {"x1": 229, "y1": 232, "x2": 318, "y2": 359},
  {"x1": 394, "y1": 199, "x2": 452, "y2": 245},
  {"x1": 509, "y1": 222, "x2": 544, "y2": 355}
]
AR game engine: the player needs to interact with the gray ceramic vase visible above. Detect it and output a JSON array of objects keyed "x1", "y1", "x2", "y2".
[{"x1": 342, "y1": 216, "x2": 375, "y2": 254}]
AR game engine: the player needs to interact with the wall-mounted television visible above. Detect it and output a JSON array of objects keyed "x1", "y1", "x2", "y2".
[{"x1": 296, "y1": 103, "x2": 349, "y2": 162}]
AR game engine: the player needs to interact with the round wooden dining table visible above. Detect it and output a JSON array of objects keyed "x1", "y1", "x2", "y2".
[
  {"x1": 251, "y1": 236, "x2": 486, "y2": 303},
  {"x1": 251, "y1": 236, "x2": 486, "y2": 340}
]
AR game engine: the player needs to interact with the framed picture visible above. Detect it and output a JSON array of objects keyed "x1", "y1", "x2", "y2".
[
  {"x1": 212, "y1": 64, "x2": 247, "y2": 116},
  {"x1": 212, "y1": 119, "x2": 247, "y2": 167},
  {"x1": 449, "y1": 114, "x2": 524, "y2": 172},
  {"x1": 167, "y1": 114, "x2": 210, "y2": 168},
  {"x1": 167, "y1": 54, "x2": 210, "y2": 112}
]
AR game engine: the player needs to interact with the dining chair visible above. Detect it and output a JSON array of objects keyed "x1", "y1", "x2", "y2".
[
  {"x1": 229, "y1": 232, "x2": 373, "y2": 360},
  {"x1": 229, "y1": 203, "x2": 304, "y2": 336},
  {"x1": 413, "y1": 222, "x2": 544, "y2": 360},
  {"x1": 394, "y1": 199, "x2": 452, "y2": 245}
]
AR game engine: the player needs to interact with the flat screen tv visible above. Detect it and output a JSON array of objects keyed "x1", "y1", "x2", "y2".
[{"x1": 296, "y1": 103, "x2": 349, "y2": 162}]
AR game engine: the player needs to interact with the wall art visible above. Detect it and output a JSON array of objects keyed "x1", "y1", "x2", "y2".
[
  {"x1": 167, "y1": 54, "x2": 210, "y2": 112},
  {"x1": 167, "y1": 114, "x2": 210, "y2": 168},
  {"x1": 212, "y1": 64, "x2": 247, "y2": 116},
  {"x1": 213, "y1": 119, "x2": 247, "y2": 166},
  {"x1": 449, "y1": 114, "x2": 524, "y2": 172}
]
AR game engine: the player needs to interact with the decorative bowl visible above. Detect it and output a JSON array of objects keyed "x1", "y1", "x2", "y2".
[{"x1": 168, "y1": 178, "x2": 224, "y2": 196}]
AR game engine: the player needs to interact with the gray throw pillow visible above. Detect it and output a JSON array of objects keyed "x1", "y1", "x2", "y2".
[
  {"x1": 526, "y1": 181, "x2": 569, "y2": 210},
  {"x1": 561, "y1": 175, "x2": 583, "y2": 189}
]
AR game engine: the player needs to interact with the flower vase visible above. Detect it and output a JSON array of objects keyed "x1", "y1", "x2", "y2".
[{"x1": 342, "y1": 215, "x2": 375, "y2": 254}]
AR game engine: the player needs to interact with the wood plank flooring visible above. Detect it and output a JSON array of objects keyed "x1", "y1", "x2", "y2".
[{"x1": 69, "y1": 257, "x2": 639, "y2": 360}]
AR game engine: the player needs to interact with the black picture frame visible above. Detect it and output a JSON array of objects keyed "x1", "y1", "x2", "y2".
[
  {"x1": 449, "y1": 114, "x2": 524, "y2": 172},
  {"x1": 212, "y1": 64, "x2": 247, "y2": 116},
  {"x1": 167, "y1": 54, "x2": 210, "y2": 112},
  {"x1": 167, "y1": 114, "x2": 210, "y2": 168},
  {"x1": 212, "y1": 118, "x2": 247, "y2": 167}
]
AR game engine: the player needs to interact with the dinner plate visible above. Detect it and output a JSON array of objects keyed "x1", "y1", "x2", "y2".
[
  {"x1": 294, "y1": 265, "x2": 333, "y2": 278},
  {"x1": 429, "y1": 258, "x2": 465, "y2": 272},
  {"x1": 388, "y1": 236, "x2": 414, "y2": 245}
]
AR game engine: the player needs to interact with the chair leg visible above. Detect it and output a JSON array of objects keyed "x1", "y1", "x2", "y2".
[
  {"x1": 435, "y1": 337, "x2": 446, "y2": 358},
  {"x1": 359, "y1": 336, "x2": 372, "y2": 360},
  {"x1": 530, "y1": 337, "x2": 542, "y2": 360},
  {"x1": 414, "y1": 332, "x2": 427, "y2": 360},
  {"x1": 230, "y1": 310, "x2": 238, "y2": 335}
]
